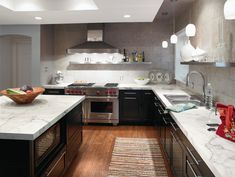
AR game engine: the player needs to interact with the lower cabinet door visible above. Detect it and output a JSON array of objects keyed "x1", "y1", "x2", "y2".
[
  {"x1": 165, "y1": 126, "x2": 171, "y2": 162},
  {"x1": 171, "y1": 131, "x2": 184, "y2": 177}
]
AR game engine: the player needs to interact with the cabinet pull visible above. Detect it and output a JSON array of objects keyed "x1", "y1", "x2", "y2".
[
  {"x1": 186, "y1": 147, "x2": 201, "y2": 165},
  {"x1": 124, "y1": 97, "x2": 137, "y2": 100},
  {"x1": 124, "y1": 92, "x2": 137, "y2": 95},
  {"x1": 46, "y1": 152, "x2": 66, "y2": 177},
  {"x1": 144, "y1": 92, "x2": 152, "y2": 95},
  {"x1": 170, "y1": 131, "x2": 177, "y2": 142},
  {"x1": 186, "y1": 160, "x2": 202, "y2": 177},
  {"x1": 170, "y1": 122, "x2": 178, "y2": 131},
  {"x1": 163, "y1": 117, "x2": 169, "y2": 124},
  {"x1": 154, "y1": 102, "x2": 159, "y2": 108},
  {"x1": 159, "y1": 104, "x2": 165, "y2": 112}
]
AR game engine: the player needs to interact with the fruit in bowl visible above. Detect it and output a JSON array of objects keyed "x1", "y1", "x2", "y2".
[
  {"x1": 1, "y1": 85, "x2": 45, "y2": 104},
  {"x1": 134, "y1": 77, "x2": 150, "y2": 85}
]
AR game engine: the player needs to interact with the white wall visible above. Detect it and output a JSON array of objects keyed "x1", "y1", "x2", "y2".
[
  {"x1": 0, "y1": 36, "x2": 13, "y2": 90},
  {"x1": 0, "y1": 25, "x2": 41, "y2": 86}
]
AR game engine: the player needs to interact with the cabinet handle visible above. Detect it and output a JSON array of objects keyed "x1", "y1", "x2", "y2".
[
  {"x1": 144, "y1": 92, "x2": 152, "y2": 95},
  {"x1": 159, "y1": 104, "x2": 165, "y2": 112},
  {"x1": 124, "y1": 97, "x2": 136, "y2": 100},
  {"x1": 170, "y1": 122, "x2": 178, "y2": 131},
  {"x1": 163, "y1": 117, "x2": 169, "y2": 124},
  {"x1": 186, "y1": 147, "x2": 201, "y2": 165},
  {"x1": 46, "y1": 151, "x2": 66, "y2": 177},
  {"x1": 154, "y1": 102, "x2": 159, "y2": 108},
  {"x1": 186, "y1": 160, "x2": 202, "y2": 177},
  {"x1": 124, "y1": 92, "x2": 136, "y2": 95},
  {"x1": 170, "y1": 131, "x2": 178, "y2": 142}
]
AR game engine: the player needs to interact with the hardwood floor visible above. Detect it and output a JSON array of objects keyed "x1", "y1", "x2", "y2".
[{"x1": 63, "y1": 125, "x2": 172, "y2": 177}]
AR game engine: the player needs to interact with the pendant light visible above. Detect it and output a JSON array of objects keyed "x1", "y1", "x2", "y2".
[
  {"x1": 162, "y1": 41, "x2": 168, "y2": 48},
  {"x1": 186, "y1": 9, "x2": 196, "y2": 37},
  {"x1": 170, "y1": 0, "x2": 177, "y2": 44},
  {"x1": 224, "y1": 0, "x2": 235, "y2": 20}
]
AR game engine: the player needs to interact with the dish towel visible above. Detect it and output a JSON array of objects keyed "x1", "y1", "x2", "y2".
[{"x1": 165, "y1": 103, "x2": 197, "y2": 113}]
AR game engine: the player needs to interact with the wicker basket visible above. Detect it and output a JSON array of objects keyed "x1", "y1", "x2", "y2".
[{"x1": 0, "y1": 87, "x2": 45, "y2": 104}]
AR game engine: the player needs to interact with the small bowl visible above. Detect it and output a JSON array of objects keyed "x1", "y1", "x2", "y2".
[
  {"x1": 0, "y1": 87, "x2": 45, "y2": 104},
  {"x1": 134, "y1": 78, "x2": 150, "y2": 85}
]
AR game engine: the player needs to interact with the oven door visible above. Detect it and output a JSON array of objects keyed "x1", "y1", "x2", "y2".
[{"x1": 83, "y1": 96, "x2": 119, "y2": 124}]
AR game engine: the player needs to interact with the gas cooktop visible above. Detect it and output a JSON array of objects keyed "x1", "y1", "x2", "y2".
[
  {"x1": 67, "y1": 83, "x2": 118, "y2": 88},
  {"x1": 105, "y1": 83, "x2": 119, "y2": 87},
  {"x1": 68, "y1": 83, "x2": 95, "y2": 87}
]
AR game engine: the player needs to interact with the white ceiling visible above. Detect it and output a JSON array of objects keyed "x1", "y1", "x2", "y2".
[{"x1": 0, "y1": 0, "x2": 164, "y2": 24}]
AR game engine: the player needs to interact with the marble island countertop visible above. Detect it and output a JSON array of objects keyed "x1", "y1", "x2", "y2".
[{"x1": 0, "y1": 95, "x2": 85, "y2": 140}]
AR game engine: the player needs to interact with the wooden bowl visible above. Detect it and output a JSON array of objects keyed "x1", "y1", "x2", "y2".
[{"x1": 0, "y1": 87, "x2": 45, "y2": 104}]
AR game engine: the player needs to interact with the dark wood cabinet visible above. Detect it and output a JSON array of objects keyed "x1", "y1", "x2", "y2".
[
  {"x1": 162, "y1": 117, "x2": 215, "y2": 177},
  {"x1": 170, "y1": 124, "x2": 184, "y2": 177},
  {"x1": 43, "y1": 89, "x2": 65, "y2": 95},
  {"x1": 141, "y1": 90, "x2": 154, "y2": 123},
  {"x1": 0, "y1": 103, "x2": 83, "y2": 177},
  {"x1": 119, "y1": 90, "x2": 154, "y2": 124},
  {"x1": 65, "y1": 104, "x2": 83, "y2": 167}
]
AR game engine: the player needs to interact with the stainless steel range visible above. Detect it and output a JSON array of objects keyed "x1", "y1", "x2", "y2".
[{"x1": 65, "y1": 83, "x2": 119, "y2": 125}]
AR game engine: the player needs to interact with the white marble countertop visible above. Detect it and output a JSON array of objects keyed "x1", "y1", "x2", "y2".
[
  {"x1": 43, "y1": 83, "x2": 170, "y2": 90},
  {"x1": 150, "y1": 85, "x2": 234, "y2": 177},
  {"x1": 0, "y1": 95, "x2": 85, "y2": 140}
]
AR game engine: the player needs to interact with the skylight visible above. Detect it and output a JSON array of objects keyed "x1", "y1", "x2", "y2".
[{"x1": 0, "y1": 0, "x2": 98, "y2": 11}]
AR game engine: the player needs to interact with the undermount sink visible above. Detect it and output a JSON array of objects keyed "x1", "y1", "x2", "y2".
[
  {"x1": 164, "y1": 94, "x2": 205, "y2": 106},
  {"x1": 170, "y1": 100, "x2": 205, "y2": 106}
]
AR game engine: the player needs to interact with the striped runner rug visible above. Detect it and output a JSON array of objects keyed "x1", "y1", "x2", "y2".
[{"x1": 107, "y1": 137, "x2": 168, "y2": 177}]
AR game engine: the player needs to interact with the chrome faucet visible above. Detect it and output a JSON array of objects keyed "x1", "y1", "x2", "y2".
[{"x1": 186, "y1": 71, "x2": 206, "y2": 101}]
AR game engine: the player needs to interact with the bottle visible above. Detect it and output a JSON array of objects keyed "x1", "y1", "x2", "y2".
[
  {"x1": 123, "y1": 49, "x2": 127, "y2": 62},
  {"x1": 205, "y1": 83, "x2": 213, "y2": 109},
  {"x1": 142, "y1": 51, "x2": 145, "y2": 62}
]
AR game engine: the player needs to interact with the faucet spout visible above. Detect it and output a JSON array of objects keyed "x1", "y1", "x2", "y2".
[{"x1": 186, "y1": 71, "x2": 206, "y2": 102}]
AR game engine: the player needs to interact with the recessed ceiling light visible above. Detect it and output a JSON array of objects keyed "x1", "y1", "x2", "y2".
[
  {"x1": 35, "y1": 16, "x2": 42, "y2": 20},
  {"x1": 123, "y1": 14, "x2": 131, "y2": 18}
]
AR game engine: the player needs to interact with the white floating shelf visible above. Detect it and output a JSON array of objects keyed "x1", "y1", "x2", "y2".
[
  {"x1": 69, "y1": 61, "x2": 152, "y2": 65},
  {"x1": 180, "y1": 61, "x2": 235, "y2": 68}
]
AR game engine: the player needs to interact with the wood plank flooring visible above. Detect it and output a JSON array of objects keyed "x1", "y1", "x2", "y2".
[{"x1": 63, "y1": 125, "x2": 172, "y2": 177}]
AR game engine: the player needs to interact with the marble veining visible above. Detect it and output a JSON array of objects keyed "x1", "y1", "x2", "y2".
[{"x1": 0, "y1": 95, "x2": 85, "y2": 140}]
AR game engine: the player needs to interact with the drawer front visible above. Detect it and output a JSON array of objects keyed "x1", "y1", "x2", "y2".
[
  {"x1": 43, "y1": 150, "x2": 66, "y2": 177},
  {"x1": 44, "y1": 89, "x2": 65, "y2": 95}
]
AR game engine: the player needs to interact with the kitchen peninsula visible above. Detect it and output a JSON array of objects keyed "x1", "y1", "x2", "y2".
[{"x1": 0, "y1": 95, "x2": 85, "y2": 177}]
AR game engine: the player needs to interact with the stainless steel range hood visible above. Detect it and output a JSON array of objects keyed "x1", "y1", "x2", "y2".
[{"x1": 67, "y1": 25, "x2": 120, "y2": 54}]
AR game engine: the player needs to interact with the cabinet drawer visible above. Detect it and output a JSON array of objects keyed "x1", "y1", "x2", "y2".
[
  {"x1": 44, "y1": 89, "x2": 65, "y2": 95},
  {"x1": 42, "y1": 150, "x2": 66, "y2": 177}
]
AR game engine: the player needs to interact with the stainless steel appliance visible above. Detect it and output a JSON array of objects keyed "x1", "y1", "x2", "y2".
[{"x1": 65, "y1": 83, "x2": 119, "y2": 125}]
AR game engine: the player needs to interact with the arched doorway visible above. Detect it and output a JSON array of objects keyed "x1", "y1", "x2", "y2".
[{"x1": 0, "y1": 35, "x2": 32, "y2": 90}]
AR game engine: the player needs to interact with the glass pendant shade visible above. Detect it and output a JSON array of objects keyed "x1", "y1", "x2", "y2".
[
  {"x1": 186, "y1": 24, "x2": 196, "y2": 37},
  {"x1": 170, "y1": 34, "x2": 178, "y2": 44},
  {"x1": 224, "y1": 0, "x2": 235, "y2": 20},
  {"x1": 162, "y1": 41, "x2": 168, "y2": 48}
]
